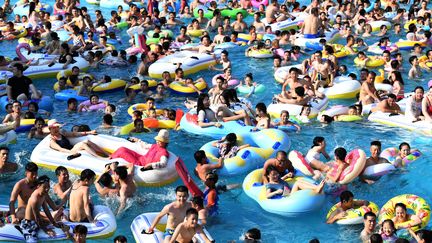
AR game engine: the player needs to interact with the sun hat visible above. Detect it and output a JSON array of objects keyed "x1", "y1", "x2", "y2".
[
  {"x1": 47, "y1": 119, "x2": 63, "y2": 128},
  {"x1": 154, "y1": 129, "x2": 169, "y2": 143}
]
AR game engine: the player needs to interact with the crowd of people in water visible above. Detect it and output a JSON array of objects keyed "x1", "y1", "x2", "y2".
[{"x1": 2, "y1": 0, "x2": 432, "y2": 241}]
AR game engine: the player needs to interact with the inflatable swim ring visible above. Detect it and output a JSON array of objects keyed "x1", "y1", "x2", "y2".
[
  {"x1": 243, "y1": 169, "x2": 325, "y2": 216},
  {"x1": 378, "y1": 194, "x2": 431, "y2": 231},
  {"x1": 326, "y1": 200, "x2": 380, "y2": 225},
  {"x1": 200, "y1": 129, "x2": 291, "y2": 175}
]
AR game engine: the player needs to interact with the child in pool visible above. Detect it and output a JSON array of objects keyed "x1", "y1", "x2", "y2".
[
  {"x1": 211, "y1": 133, "x2": 250, "y2": 159},
  {"x1": 393, "y1": 142, "x2": 411, "y2": 168},
  {"x1": 77, "y1": 75, "x2": 94, "y2": 97},
  {"x1": 237, "y1": 73, "x2": 259, "y2": 98},
  {"x1": 408, "y1": 56, "x2": 422, "y2": 80},
  {"x1": 296, "y1": 105, "x2": 311, "y2": 123},
  {"x1": 191, "y1": 196, "x2": 208, "y2": 226},
  {"x1": 273, "y1": 110, "x2": 301, "y2": 131},
  {"x1": 131, "y1": 110, "x2": 143, "y2": 122},
  {"x1": 130, "y1": 119, "x2": 149, "y2": 133},
  {"x1": 67, "y1": 98, "x2": 78, "y2": 112},
  {"x1": 104, "y1": 104, "x2": 116, "y2": 116},
  {"x1": 28, "y1": 117, "x2": 48, "y2": 139},
  {"x1": 147, "y1": 108, "x2": 157, "y2": 119},
  {"x1": 356, "y1": 51, "x2": 370, "y2": 67},
  {"x1": 326, "y1": 190, "x2": 369, "y2": 224},
  {"x1": 265, "y1": 166, "x2": 325, "y2": 199},
  {"x1": 203, "y1": 172, "x2": 219, "y2": 217},
  {"x1": 169, "y1": 208, "x2": 212, "y2": 243},
  {"x1": 254, "y1": 102, "x2": 271, "y2": 129},
  {"x1": 380, "y1": 219, "x2": 398, "y2": 242}
]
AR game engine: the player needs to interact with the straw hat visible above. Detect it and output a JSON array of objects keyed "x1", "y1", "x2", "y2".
[
  {"x1": 47, "y1": 119, "x2": 63, "y2": 128},
  {"x1": 154, "y1": 129, "x2": 169, "y2": 143}
]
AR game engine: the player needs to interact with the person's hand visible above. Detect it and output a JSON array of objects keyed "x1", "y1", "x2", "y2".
[
  {"x1": 286, "y1": 172, "x2": 293, "y2": 178},
  {"x1": 11, "y1": 215, "x2": 18, "y2": 224},
  {"x1": 276, "y1": 189, "x2": 283, "y2": 194},
  {"x1": 337, "y1": 211, "x2": 347, "y2": 219},
  {"x1": 87, "y1": 130, "x2": 97, "y2": 135},
  {"x1": 146, "y1": 227, "x2": 154, "y2": 234},
  {"x1": 214, "y1": 122, "x2": 222, "y2": 128},
  {"x1": 143, "y1": 164, "x2": 152, "y2": 169}
]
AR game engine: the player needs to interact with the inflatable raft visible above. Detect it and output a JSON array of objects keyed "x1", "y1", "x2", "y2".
[
  {"x1": 0, "y1": 205, "x2": 116, "y2": 241},
  {"x1": 30, "y1": 134, "x2": 179, "y2": 187}
]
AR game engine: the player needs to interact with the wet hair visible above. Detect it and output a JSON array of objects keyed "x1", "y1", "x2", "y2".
[
  {"x1": 255, "y1": 102, "x2": 267, "y2": 114},
  {"x1": 25, "y1": 162, "x2": 38, "y2": 172},
  {"x1": 191, "y1": 196, "x2": 204, "y2": 207},
  {"x1": 24, "y1": 111, "x2": 35, "y2": 119},
  {"x1": 36, "y1": 175, "x2": 50, "y2": 185},
  {"x1": 186, "y1": 208, "x2": 198, "y2": 217},
  {"x1": 175, "y1": 185, "x2": 189, "y2": 194},
  {"x1": 266, "y1": 165, "x2": 278, "y2": 176},
  {"x1": 103, "y1": 114, "x2": 113, "y2": 125},
  {"x1": 364, "y1": 211, "x2": 377, "y2": 219},
  {"x1": 107, "y1": 104, "x2": 116, "y2": 112},
  {"x1": 309, "y1": 239, "x2": 320, "y2": 243},
  {"x1": 80, "y1": 169, "x2": 96, "y2": 181},
  {"x1": 245, "y1": 228, "x2": 261, "y2": 240},
  {"x1": 55, "y1": 166, "x2": 68, "y2": 176},
  {"x1": 197, "y1": 93, "x2": 210, "y2": 114},
  {"x1": 114, "y1": 166, "x2": 128, "y2": 180},
  {"x1": 98, "y1": 172, "x2": 113, "y2": 187},
  {"x1": 194, "y1": 150, "x2": 206, "y2": 164},
  {"x1": 321, "y1": 115, "x2": 334, "y2": 124},
  {"x1": 113, "y1": 235, "x2": 127, "y2": 243},
  {"x1": 78, "y1": 125, "x2": 91, "y2": 132},
  {"x1": 134, "y1": 118, "x2": 143, "y2": 126},
  {"x1": 73, "y1": 224, "x2": 88, "y2": 235},
  {"x1": 371, "y1": 140, "x2": 381, "y2": 148},
  {"x1": 370, "y1": 233, "x2": 383, "y2": 243},
  {"x1": 312, "y1": 136, "x2": 325, "y2": 148},
  {"x1": 409, "y1": 56, "x2": 418, "y2": 64},
  {"x1": 294, "y1": 86, "x2": 305, "y2": 97},
  {"x1": 0, "y1": 146, "x2": 9, "y2": 153},
  {"x1": 340, "y1": 190, "x2": 354, "y2": 203},
  {"x1": 225, "y1": 133, "x2": 237, "y2": 143},
  {"x1": 334, "y1": 147, "x2": 347, "y2": 161},
  {"x1": 395, "y1": 202, "x2": 407, "y2": 212}
]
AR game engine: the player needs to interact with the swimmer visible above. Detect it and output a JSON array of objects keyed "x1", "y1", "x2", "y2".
[
  {"x1": 360, "y1": 212, "x2": 377, "y2": 242},
  {"x1": 191, "y1": 196, "x2": 208, "y2": 225},
  {"x1": 28, "y1": 117, "x2": 48, "y2": 139},
  {"x1": 262, "y1": 151, "x2": 295, "y2": 184},
  {"x1": 392, "y1": 202, "x2": 422, "y2": 229},
  {"x1": 194, "y1": 150, "x2": 224, "y2": 182},
  {"x1": 273, "y1": 110, "x2": 301, "y2": 131},
  {"x1": 0, "y1": 146, "x2": 18, "y2": 175},
  {"x1": 169, "y1": 208, "x2": 212, "y2": 243},
  {"x1": 211, "y1": 133, "x2": 250, "y2": 159},
  {"x1": 69, "y1": 169, "x2": 96, "y2": 223},
  {"x1": 326, "y1": 190, "x2": 369, "y2": 224},
  {"x1": 53, "y1": 166, "x2": 72, "y2": 201},
  {"x1": 265, "y1": 166, "x2": 325, "y2": 199},
  {"x1": 361, "y1": 141, "x2": 390, "y2": 184},
  {"x1": 408, "y1": 56, "x2": 422, "y2": 79},
  {"x1": 146, "y1": 186, "x2": 192, "y2": 243},
  {"x1": 9, "y1": 162, "x2": 38, "y2": 223}
]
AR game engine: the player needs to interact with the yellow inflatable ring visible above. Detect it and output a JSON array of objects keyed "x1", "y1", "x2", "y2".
[
  {"x1": 129, "y1": 80, "x2": 158, "y2": 91},
  {"x1": 354, "y1": 56, "x2": 385, "y2": 68},
  {"x1": 168, "y1": 80, "x2": 207, "y2": 95},
  {"x1": 378, "y1": 194, "x2": 431, "y2": 231},
  {"x1": 326, "y1": 200, "x2": 379, "y2": 225},
  {"x1": 127, "y1": 103, "x2": 164, "y2": 117},
  {"x1": 186, "y1": 29, "x2": 205, "y2": 37}
]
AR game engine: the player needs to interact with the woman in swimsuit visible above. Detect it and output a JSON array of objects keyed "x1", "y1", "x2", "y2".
[
  {"x1": 48, "y1": 119, "x2": 109, "y2": 159},
  {"x1": 265, "y1": 166, "x2": 325, "y2": 199}
]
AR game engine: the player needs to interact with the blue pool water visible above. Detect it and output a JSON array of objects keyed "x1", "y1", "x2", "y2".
[{"x1": 1, "y1": 1, "x2": 432, "y2": 242}]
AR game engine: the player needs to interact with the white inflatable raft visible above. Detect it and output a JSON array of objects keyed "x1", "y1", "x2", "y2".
[
  {"x1": 148, "y1": 51, "x2": 218, "y2": 79},
  {"x1": 0, "y1": 205, "x2": 116, "y2": 241},
  {"x1": 131, "y1": 212, "x2": 213, "y2": 243},
  {"x1": 30, "y1": 134, "x2": 179, "y2": 187},
  {"x1": 368, "y1": 112, "x2": 432, "y2": 136},
  {"x1": 268, "y1": 96, "x2": 329, "y2": 118}
]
